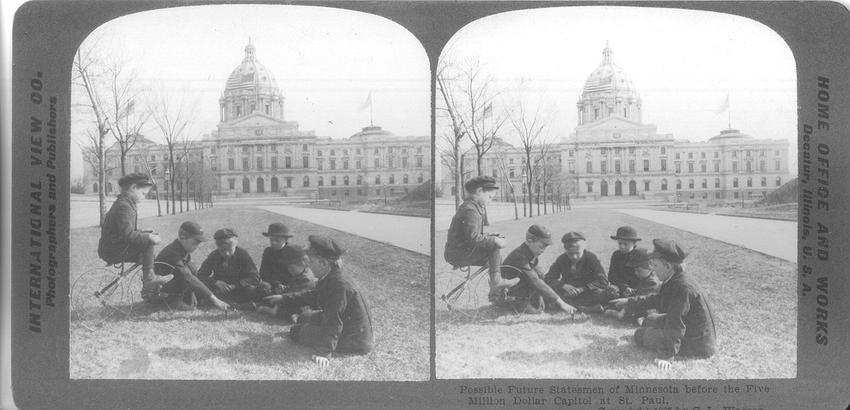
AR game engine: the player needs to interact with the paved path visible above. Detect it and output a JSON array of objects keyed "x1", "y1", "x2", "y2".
[
  {"x1": 258, "y1": 205, "x2": 429, "y2": 255},
  {"x1": 618, "y1": 209, "x2": 796, "y2": 262}
]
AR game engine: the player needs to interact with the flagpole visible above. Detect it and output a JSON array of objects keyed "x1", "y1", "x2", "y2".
[
  {"x1": 727, "y1": 93, "x2": 731, "y2": 129},
  {"x1": 370, "y1": 94, "x2": 373, "y2": 126}
]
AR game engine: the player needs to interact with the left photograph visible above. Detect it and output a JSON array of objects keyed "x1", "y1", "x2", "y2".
[{"x1": 68, "y1": 5, "x2": 431, "y2": 380}]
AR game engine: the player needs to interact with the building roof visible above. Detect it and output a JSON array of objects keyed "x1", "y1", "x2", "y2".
[
  {"x1": 223, "y1": 40, "x2": 280, "y2": 96},
  {"x1": 349, "y1": 125, "x2": 395, "y2": 141},
  {"x1": 581, "y1": 44, "x2": 639, "y2": 99},
  {"x1": 708, "y1": 128, "x2": 755, "y2": 142}
]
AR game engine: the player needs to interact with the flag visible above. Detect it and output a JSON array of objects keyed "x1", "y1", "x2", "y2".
[
  {"x1": 119, "y1": 100, "x2": 135, "y2": 120},
  {"x1": 482, "y1": 102, "x2": 493, "y2": 119},
  {"x1": 358, "y1": 91, "x2": 373, "y2": 112},
  {"x1": 714, "y1": 94, "x2": 730, "y2": 114}
]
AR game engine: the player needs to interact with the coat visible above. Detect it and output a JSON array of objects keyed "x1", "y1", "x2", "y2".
[
  {"x1": 197, "y1": 246, "x2": 260, "y2": 287},
  {"x1": 627, "y1": 270, "x2": 717, "y2": 359},
  {"x1": 286, "y1": 267, "x2": 373, "y2": 356},
  {"x1": 98, "y1": 193, "x2": 151, "y2": 263},
  {"x1": 544, "y1": 250, "x2": 610, "y2": 295},
  {"x1": 259, "y1": 246, "x2": 312, "y2": 288},
  {"x1": 444, "y1": 198, "x2": 496, "y2": 266},
  {"x1": 501, "y1": 243, "x2": 561, "y2": 304},
  {"x1": 609, "y1": 249, "x2": 662, "y2": 296}
]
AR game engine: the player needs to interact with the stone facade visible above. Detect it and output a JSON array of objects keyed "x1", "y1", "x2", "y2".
[
  {"x1": 83, "y1": 42, "x2": 430, "y2": 201},
  {"x1": 440, "y1": 45, "x2": 791, "y2": 204}
]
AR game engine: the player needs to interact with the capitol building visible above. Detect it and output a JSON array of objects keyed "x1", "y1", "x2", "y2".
[
  {"x1": 84, "y1": 42, "x2": 431, "y2": 201},
  {"x1": 440, "y1": 45, "x2": 791, "y2": 204}
]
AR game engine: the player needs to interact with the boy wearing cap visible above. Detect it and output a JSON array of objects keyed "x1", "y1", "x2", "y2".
[
  {"x1": 544, "y1": 232, "x2": 617, "y2": 313},
  {"x1": 444, "y1": 175, "x2": 509, "y2": 300},
  {"x1": 256, "y1": 223, "x2": 317, "y2": 319},
  {"x1": 610, "y1": 239, "x2": 717, "y2": 369},
  {"x1": 275, "y1": 235, "x2": 373, "y2": 367},
  {"x1": 499, "y1": 225, "x2": 576, "y2": 315},
  {"x1": 607, "y1": 226, "x2": 661, "y2": 300},
  {"x1": 154, "y1": 221, "x2": 230, "y2": 311},
  {"x1": 98, "y1": 172, "x2": 169, "y2": 295},
  {"x1": 197, "y1": 228, "x2": 261, "y2": 304},
  {"x1": 604, "y1": 248, "x2": 660, "y2": 322}
]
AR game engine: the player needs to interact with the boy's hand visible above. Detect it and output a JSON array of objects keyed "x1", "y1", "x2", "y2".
[
  {"x1": 312, "y1": 355, "x2": 330, "y2": 368},
  {"x1": 493, "y1": 236, "x2": 508, "y2": 248},
  {"x1": 262, "y1": 295, "x2": 284, "y2": 305},
  {"x1": 561, "y1": 284, "x2": 582, "y2": 297},
  {"x1": 148, "y1": 233, "x2": 162, "y2": 245},
  {"x1": 610, "y1": 298, "x2": 628, "y2": 309},
  {"x1": 556, "y1": 299, "x2": 575, "y2": 314},
  {"x1": 654, "y1": 358, "x2": 672, "y2": 370}
]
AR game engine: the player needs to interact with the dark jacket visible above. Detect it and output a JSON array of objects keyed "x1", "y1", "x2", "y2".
[
  {"x1": 155, "y1": 239, "x2": 212, "y2": 299},
  {"x1": 609, "y1": 249, "x2": 662, "y2": 296},
  {"x1": 544, "y1": 250, "x2": 610, "y2": 294},
  {"x1": 287, "y1": 267, "x2": 373, "y2": 357},
  {"x1": 444, "y1": 198, "x2": 495, "y2": 265},
  {"x1": 98, "y1": 193, "x2": 151, "y2": 263},
  {"x1": 501, "y1": 243, "x2": 561, "y2": 304},
  {"x1": 259, "y1": 246, "x2": 311, "y2": 288},
  {"x1": 197, "y1": 247, "x2": 260, "y2": 287},
  {"x1": 628, "y1": 270, "x2": 717, "y2": 359}
]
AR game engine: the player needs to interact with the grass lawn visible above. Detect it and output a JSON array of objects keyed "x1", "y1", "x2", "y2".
[
  {"x1": 70, "y1": 207, "x2": 429, "y2": 380},
  {"x1": 435, "y1": 208, "x2": 796, "y2": 379}
]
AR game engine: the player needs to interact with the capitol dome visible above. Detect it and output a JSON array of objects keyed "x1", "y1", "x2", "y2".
[
  {"x1": 576, "y1": 44, "x2": 643, "y2": 126},
  {"x1": 350, "y1": 125, "x2": 395, "y2": 141},
  {"x1": 219, "y1": 41, "x2": 285, "y2": 123},
  {"x1": 709, "y1": 128, "x2": 755, "y2": 142}
]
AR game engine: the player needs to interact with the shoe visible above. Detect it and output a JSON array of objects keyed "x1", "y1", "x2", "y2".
[{"x1": 579, "y1": 304, "x2": 604, "y2": 314}]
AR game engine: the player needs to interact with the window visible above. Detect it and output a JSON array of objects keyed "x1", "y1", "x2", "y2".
[
  {"x1": 302, "y1": 144, "x2": 308, "y2": 152},
  {"x1": 271, "y1": 157, "x2": 277, "y2": 170},
  {"x1": 675, "y1": 153, "x2": 680, "y2": 159},
  {"x1": 661, "y1": 159, "x2": 667, "y2": 171},
  {"x1": 746, "y1": 150, "x2": 752, "y2": 157},
  {"x1": 270, "y1": 144, "x2": 277, "y2": 152},
  {"x1": 714, "y1": 162, "x2": 720, "y2": 172},
  {"x1": 242, "y1": 158, "x2": 249, "y2": 171},
  {"x1": 509, "y1": 168, "x2": 515, "y2": 178},
  {"x1": 734, "y1": 192, "x2": 739, "y2": 199},
  {"x1": 389, "y1": 175, "x2": 395, "y2": 184},
  {"x1": 775, "y1": 159, "x2": 781, "y2": 171},
  {"x1": 701, "y1": 179, "x2": 707, "y2": 188},
  {"x1": 644, "y1": 181, "x2": 650, "y2": 191},
  {"x1": 374, "y1": 147, "x2": 379, "y2": 155},
  {"x1": 357, "y1": 175, "x2": 363, "y2": 185},
  {"x1": 601, "y1": 161, "x2": 607, "y2": 173},
  {"x1": 675, "y1": 162, "x2": 681, "y2": 173},
  {"x1": 628, "y1": 160, "x2": 635, "y2": 173},
  {"x1": 776, "y1": 177, "x2": 782, "y2": 186},
  {"x1": 318, "y1": 177, "x2": 324, "y2": 186},
  {"x1": 330, "y1": 149, "x2": 336, "y2": 156},
  {"x1": 715, "y1": 178, "x2": 720, "y2": 188},
  {"x1": 344, "y1": 176, "x2": 349, "y2": 186},
  {"x1": 286, "y1": 178, "x2": 292, "y2": 188},
  {"x1": 661, "y1": 179, "x2": 668, "y2": 191},
  {"x1": 594, "y1": 108, "x2": 599, "y2": 119},
  {"x1": 701, "y1": 163, "x2": 706, "y2": 173},
  {"x1": 285, "y1": 157, "x2": 292, "y2": 169},
  {"x1": 629, "y1": 147, "x2": 635, "y2": 155},
  {"x1": 689, "y1": 179, "x2": 694, "y2": 189},
  {"x1": 760, "y1": 160, "x2": 766, "y2": 171},
  {"x1": 732, "y1": 151, "x2": 737, "y2": 158},
  {"x1": 733, "y1": 178, "x2": 739, "y2": 188},
  {"x1": 302, "y1": 157, "x2": 309, "y2": 168},
  {"x1": 747, "y1": 177, "x2": 753, "y2": 187},
  {"x1": 388, "y1": 157, "x2": 394, "y2": 168},
  {"x1": 760, "y1": 150, "x2": 765, "y2": 157},
  {"x1": 343, "y1": 159, "x2": 349, "y2": 170},
  {"x1": 303, "y1": 176, "x2": 309, "y2": 187},
  {"x1": 568, "y1": 161, "x2": 576, "y2": 173},
  {"x1": 661, "y1": 147, "x2": 667, "y2": 155},
  {"x1": 330, "y1": 159, "x2": 336, "y2": 170},
  {"x1": 416, "y1": 157, "x2": 423, "y2": 168},
  {"x1": 568, "y1": 150, "x2": 574, "y2": 157},
  {"x1": 676, "y1": 180, "x2": 682, "y2": 189},
  {"x1": 242, "y1": 146, "x2": 249, "y2": 153},
  {"x1": 688, "y1": 152, "x2": 693, "y2": 159},
  {"x1": 375, "y1": 175, "x2": 381, "y2": 184},
  {"x1": 265, "y1": 104, "x2": 270, "y2": 115},
  {"x1": 586, "y1": 161, "x2": 593, "y2": 173},
  {"x1": 374, "y1": 158, "x2": 380, "y2": 168},
  {"x1": 761, "y1": 177, "x2": 767, "y2": 187},
  {"x1": 317, "y1": 159, "x2": 324, "y2": 170},
  {"x1": 746, "y1": 161, "x2": 752, "y2": 172},
  {"x1": 732, "y1": 162, "x2": 738, "y2": 172},
  {"x1": 643, "y1": 160, "x2": 649, "y2": 172},
  {"x1": 615, "y1": 160, "x2": 621, "y2": 173},
  {"x1": 586, "y1": 182, "x2": 593, "y2": 193},
  {"x1": 402, "y1": 157, "x2": 408, "y2": 168},
  {"x1": 701, "y1": 152, "x2": 706, "y2": 159},
  {"x1": 228, "y1": 179, "x2": 235, "y2": 190},
  {"x1": 228, "y1": 158, "x2": 234, "y2": 170},
  {"x1": 317, "y1": 150, "x2": 322, "y2": 157},
  {"x1": 151, "y1": 154, "x2": 157, "y2": 161},
  {"x1": 256, "y1": 145, "x2": 263, "y2": 152},
  {"x1": 417, "y1": 174, "x2": 424, "y2": 183},
  {"x1": 331, "y1": 176, "x2": 336, "y2": 186},
  {"x1": 357, "y1": 159, "x2": 363, "y2": 169}
]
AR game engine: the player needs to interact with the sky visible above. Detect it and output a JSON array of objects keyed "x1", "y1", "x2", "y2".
[
  {"x1": 437, "y1": 6, "x2": 798, "y2": 174},
  {"x1": 70, "y1": 5, "x2": 431, "y2": 178}
]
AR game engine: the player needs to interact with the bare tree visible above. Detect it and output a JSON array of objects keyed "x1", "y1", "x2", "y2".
[
  {"x1": 103, "y1": 58, "x2": 148, "y2": 176},
  {"x1": 137, "y1": 144, "x2": 163, "y2": 216},
  {"x1": 149, "y1": 92, "x2": 195, "y2": 215},
  {"x1": 507, "y1": 98, "x2": 549, "y2": 217},
  {"x1": 73, "y1": 45, "x2": 112, "y2": 225},
  {"x1": 436, "y1": 61, "x2": 468, "y2": 208}
]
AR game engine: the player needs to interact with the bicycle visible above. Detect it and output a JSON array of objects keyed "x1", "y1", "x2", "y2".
[{"x1": 70, "y1": 261, "x2": 175, "y2": 325}]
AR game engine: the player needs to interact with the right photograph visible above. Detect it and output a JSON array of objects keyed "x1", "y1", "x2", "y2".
[{"x1": 435, "y1": 6, "x2": 797, "y2": 379}]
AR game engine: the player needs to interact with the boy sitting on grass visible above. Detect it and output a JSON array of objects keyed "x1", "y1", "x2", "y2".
[
  {"x1": 610, "y1": 239, "x2": 717, "y2": 370},
  {"x1": 154, "y1": 221, "x2": 230, "y2": 312},
  {"x1": 197, "y1": 228, "x2": 262, "y2": 305}
]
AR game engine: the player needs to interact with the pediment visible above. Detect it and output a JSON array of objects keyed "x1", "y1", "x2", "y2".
[{"x1": 224, "y1": 112, "x2": 290, "y2": 128}]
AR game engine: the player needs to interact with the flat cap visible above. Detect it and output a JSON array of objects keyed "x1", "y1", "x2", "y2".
[
  {"x1": 464, "y1": 175, "x2": 499, "y2": 193},
  {"x1": 308, "y1": 235, "x2": 345, "y2": 260},
  {"x1": 648, "y1": 239, "x2": 688, "y2": 264},
  {"x1": 625, "y1": 248, "x2": 651, "y2": 269},
  {"x1": 611, "y1": 226, "x2": 641, "y2": 241},
  {"x1": 561, "y1": 231, "x2": 586, "y2": 243},
  {"x1": 214, "y1": 228, "x2": 238, "y2": 241},
  {"x1": 118, "y1": 172, "x2": 154, "y2": 189},
  {"x1": 527, "y1": 224, "x2": 553, "y2": 245},
  {"x1": 179, "y1": 221, "x2": 207, "y2": 241},
  {"x1": 263, "y1": 223, "x2": 293, "y2": 238}
]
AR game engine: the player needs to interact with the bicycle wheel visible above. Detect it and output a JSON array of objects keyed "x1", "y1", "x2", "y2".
[
  {"x1": 437, "y1": 266, "x2": 490, "y2": 323},
  {"x1": 70, "y1": 265, "x2": 142, "y2": 323}
]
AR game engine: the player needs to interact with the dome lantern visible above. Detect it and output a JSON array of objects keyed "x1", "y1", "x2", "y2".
[
  {"x1": 577, "y1": 43, "x2": 643, "y2": 126},
  {"x1": 219, "y1": 40, "x2": 285, "y2": 124}
]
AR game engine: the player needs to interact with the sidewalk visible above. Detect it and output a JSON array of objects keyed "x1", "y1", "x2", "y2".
[
  {"x1": 257, "y1": 205, "x2": 429, "y2": 255},
  {"x1": 618, "y1": 209, "x2": 796, "y2": 262}
]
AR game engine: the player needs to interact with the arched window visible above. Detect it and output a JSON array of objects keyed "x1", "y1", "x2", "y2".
[
  {"x1": 271, "y1": 177, "x2": 279, "y2": 192},
  {"x1": 256, "y1": 177, "x2": 265, "y2": 193},
  {"x1": 600, "y1": 180, "x2": 609, "y2": 196},
  {"x1": 242, "y1": 177, "x2": 250, "y2": 193}
]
